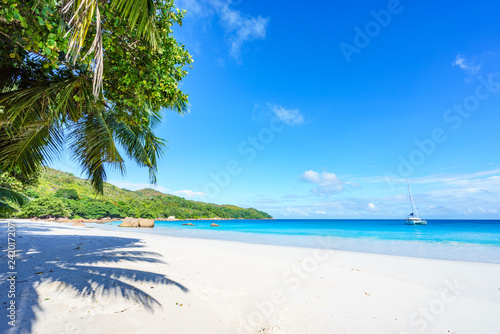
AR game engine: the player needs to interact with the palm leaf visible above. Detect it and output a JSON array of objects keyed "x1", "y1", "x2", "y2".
[
  {"x1": 0, "y1": 78, "x2": 90, "y2": 179},
  {"x1": 111, "y1": 110, "x2": 166, "y2": 184},
  {"x1": 0, "y1": 201, "x2": 17, "y2": 215},
  {"x1": 69, "y1": 110, "x2": 125, "y2": 194},
  {"x1": 0, "y1": 186, "x2": 29, "y2": 206},
  {"x1": 111, "y1": 0, "x2": 160, "y2": 51},
  {"x1": 0, "y1": 122, "x2": 64, "y2": 180}
]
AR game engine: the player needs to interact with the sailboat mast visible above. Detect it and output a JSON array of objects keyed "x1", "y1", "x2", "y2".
[{"x1": 407, "y1": 179, "x2": 419, "y2": 218}]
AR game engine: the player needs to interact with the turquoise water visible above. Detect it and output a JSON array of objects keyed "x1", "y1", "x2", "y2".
[{"x1": 102, "y1": 219, "x2": 500, "y2": 263}]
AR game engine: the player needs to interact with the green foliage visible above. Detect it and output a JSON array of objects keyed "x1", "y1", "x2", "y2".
[
  {"x1": 0, "y1": 0, "x2": 192, "y2": 194},
  {"x1": 23, "y1": 188, "x2": 39, "y2": 198},
  {"x1": 68, "y1": 199, "x2": 121, "y2": 219},
  {"x1": 19, "y1": 196, "x2": 72, "y2": 218},
  {"x1": 26, "y1": 168, "x2": 273, "y2": 220},
  {"x1": 54, "y1": 188, "x2": 79, "y2": 200},
  {"x1": 0, "y1": 170, "x2": 35, "y2": 216}
]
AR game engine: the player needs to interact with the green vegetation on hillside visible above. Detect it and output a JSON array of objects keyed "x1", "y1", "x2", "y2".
[{"x1": 9, "y1": 168, "x2": 272, "y2": 220}]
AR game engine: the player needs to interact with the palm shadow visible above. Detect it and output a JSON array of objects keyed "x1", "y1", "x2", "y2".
[{"x1": 0, "y1": 223, "x2": 188, "y2": 334}]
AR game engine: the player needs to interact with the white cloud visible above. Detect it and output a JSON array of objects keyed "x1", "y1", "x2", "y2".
[
  {"x1": 285, "y1": 207, "x2": 310, "y2": 216},
  {"x1": 452, "y1": 54, "x2": 481, "y2": 74},
  {"x1": 300, "y1": 170, "x2": 345, "y2": 196},
  {"x1": 368, "y1": 203, "x2": 376, "y2": 209},
  {"x1": 268, "y1": 103, "x2": 304, "y2": 125},
  {"x1": 178, "y1": 0, "x2": 269, "y2": 59},
  {"x1": 171, "y1": 189, "x2": 206, "y2": 198},
  {"x1": 218, "y1": 3, "x2": 269, "y2": 59}
]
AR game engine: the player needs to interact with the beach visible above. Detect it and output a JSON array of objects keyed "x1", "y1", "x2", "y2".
[{"x1": 1, "y1": 220, "x2": 500, "y2": 334}]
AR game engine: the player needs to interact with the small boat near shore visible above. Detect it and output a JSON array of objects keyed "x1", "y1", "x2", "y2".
[{"x1": 405, "y1": 179, "x2": 427, "y2": 225}]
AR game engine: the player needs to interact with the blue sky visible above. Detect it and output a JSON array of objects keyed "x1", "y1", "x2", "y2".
[{"x1": 52, "y1": 0, "x2": 500, "y2": 219}]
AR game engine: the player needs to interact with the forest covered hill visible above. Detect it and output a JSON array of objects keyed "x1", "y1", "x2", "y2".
[{"x1": 13, "y1": 169, "x2": 272, "y2": 220}]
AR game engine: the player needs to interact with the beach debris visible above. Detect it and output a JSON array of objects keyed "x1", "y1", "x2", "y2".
[
  {"x1": 114, "y1": 308, "x2": 128, "y2": 313},
  {"x1": 34, "y1": 272, "x2": 44, "y2": 275},
  {"x1": 364, "y1": 292, "x2": 372, "y2": 297},
  {"x1": 74, "y1": 246, "x2": 83, "y2": 250},
  {"x1": 44, "y1": 298, "x2": 50, "y2": 300}
]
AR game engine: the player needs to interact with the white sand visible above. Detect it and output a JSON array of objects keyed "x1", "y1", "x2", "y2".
[{"x1": 1, "y1": 220, "x2": 499, "y2": 334}]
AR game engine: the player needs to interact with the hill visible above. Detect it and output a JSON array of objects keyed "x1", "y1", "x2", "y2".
[{"x1": 15, "y1": 168, "x2": 272, "y2": 220}]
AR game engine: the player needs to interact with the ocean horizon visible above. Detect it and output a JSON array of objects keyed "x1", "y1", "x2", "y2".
[{"x1": 101, "y1": 219, "x2": 500, "y2": 264}]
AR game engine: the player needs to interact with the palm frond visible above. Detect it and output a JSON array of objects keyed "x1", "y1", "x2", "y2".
[
  {"x1": 111, "y1": 0, "x2": 160, "y2": 51},
  {"x1": 113, "y1": 116, "x2": 165, "y2": 184},
  {"x1": 0, "y1": 201, "x2": 17, "y2": 215},
  {"x1": 0, "y1": 186, "x2": 29, "y2": 206},
  {"x1": 0, "y1": 78, "x2": 88, "y2": 126},
  {"x1": 0, "y1": 78, "x2": 92, "y2": 179},
  {"x1": 169, "y1": 94, "x2": 189, "y2": 115},
  {"x1": 69, "y1": 110, "x2": 125, "y2": 194},
  {"x1": 0, "y1": 122, "x2": 65, "y2": 181}
]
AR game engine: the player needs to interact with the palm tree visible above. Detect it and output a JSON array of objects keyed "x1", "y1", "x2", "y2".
[{"x1": 0, "y1": 0, "x2": 190, "y2": 194}]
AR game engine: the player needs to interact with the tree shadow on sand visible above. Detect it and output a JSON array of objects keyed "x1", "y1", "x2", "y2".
[{"x1": 0, "y1": 222, "x2": 188, "y2": 334}]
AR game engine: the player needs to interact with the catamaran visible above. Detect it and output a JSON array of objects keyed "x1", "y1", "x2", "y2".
[{"x1": 405, "y1": 179, "x2": 427, "y2": 225}]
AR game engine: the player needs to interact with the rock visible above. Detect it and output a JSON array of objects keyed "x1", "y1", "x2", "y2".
[
  {"x1": 182, "y1": 223, "x2": 194, "y2": 226},
  {"x1": 119, "y1": 217, "x2": 139, "y2": 227},
  {"x1": 72, "y1": 222, "x2": 86, "y2": 226},
  {"x1": 210, "y1": 223, "x2": 220, "y2": 227},
  {"x1": 138, "y1": 219, "x2": 154, "y2": 228},
  {"x1": 167, "y1": 216, "x2": 176, "y2": 220},
  {"x1": 119, "y1": 217, "x2": 154, "y2": 228}
]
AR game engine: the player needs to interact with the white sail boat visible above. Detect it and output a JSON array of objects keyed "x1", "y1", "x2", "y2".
[{"x1": 405, "y1": 179, "x2": 427, "y2": 225}]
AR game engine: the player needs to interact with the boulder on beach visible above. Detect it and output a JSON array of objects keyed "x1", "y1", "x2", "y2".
[
  {"x1": 119, "y1": 217, "x2": 139, "y2": 227},
  {"x1": 119, "y1": 217, "x2": 154, "y2": 228},
  {"x1": 211, "y1": 223, "x2": 220, "y2": 227},
  {"x1": 138, "y1": 219, "x2": 154, "y2": 228}
]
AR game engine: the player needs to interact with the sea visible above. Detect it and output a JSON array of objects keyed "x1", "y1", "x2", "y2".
[{"x1": 100, "y1": 219, "x2": 500, "y2": 264}]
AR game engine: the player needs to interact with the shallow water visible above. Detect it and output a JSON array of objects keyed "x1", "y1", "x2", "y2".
[{"x1": 98, "y1": 219, "x2": 500, "y2": 263}]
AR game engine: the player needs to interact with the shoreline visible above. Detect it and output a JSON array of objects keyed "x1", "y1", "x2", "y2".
[
  {"x1": 27, "y1": 217, "x2": 275, "y2": 225},
  {"x1": 28, "y1": 218, "x2": 500, "y2": 264},
  {"x1": 1, "y1": 219, "x2": 499, "y2": 333}
]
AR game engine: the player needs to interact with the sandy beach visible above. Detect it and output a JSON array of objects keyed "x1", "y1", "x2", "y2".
[{"x1": 1, "y1": 220, "x2": 500, "y2": 334}]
